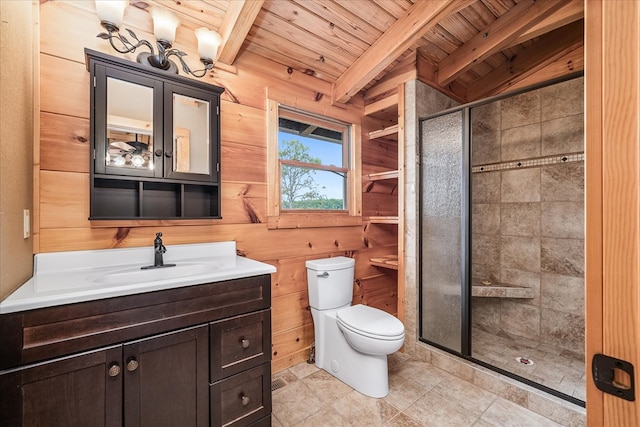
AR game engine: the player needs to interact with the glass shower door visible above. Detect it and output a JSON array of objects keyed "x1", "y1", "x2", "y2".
[{"x1": 419, "y1": 110, "x2": 469, "y2": 353}]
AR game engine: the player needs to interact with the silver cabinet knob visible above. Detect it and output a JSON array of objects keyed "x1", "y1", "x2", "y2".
[
  {"x1": 126, "y1": 358, "x2": 139, "y2": 372},
  {"x1": 240, "y1": 394, "x2": 250, "y2": 406},
  {"x1": 108, "y1": 363, "x2": 121, "y2": 377},
  {"x1": 241, "y1": 338, "x2": 250, "y2": 349}
]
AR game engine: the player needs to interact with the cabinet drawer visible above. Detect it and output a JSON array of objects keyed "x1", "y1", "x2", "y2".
[
  {"x1": 210, "y1": 363, "x2": 271, "y2": 427},
  {"x1": 210, "y1": 310, "x2": 271, "y2": 381}
]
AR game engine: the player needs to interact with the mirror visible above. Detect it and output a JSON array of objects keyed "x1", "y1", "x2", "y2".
[
  {"x1": 106, "y1": 78, "x2": 154, "y2": 171},
  {"x1": 173, "y1": 93, "x2": 210, "y2": 175}
]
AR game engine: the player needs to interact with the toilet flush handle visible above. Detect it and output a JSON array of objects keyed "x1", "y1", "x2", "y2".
[{"x1": 317, "y1": 272, "x2": 329, "y2": 278}]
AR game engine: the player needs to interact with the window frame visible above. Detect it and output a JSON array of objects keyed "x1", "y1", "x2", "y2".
[
  {"x1": 267, "y1": 98, "x2": 362, "y2": 229},
  {"x1": 278, "y1": 106, "x2": 349, "y2": 212}
]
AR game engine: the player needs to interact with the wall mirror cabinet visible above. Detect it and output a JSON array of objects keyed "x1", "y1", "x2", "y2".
[{"x1": 85, "y1": 49, "x2": 224, "y2": 219}]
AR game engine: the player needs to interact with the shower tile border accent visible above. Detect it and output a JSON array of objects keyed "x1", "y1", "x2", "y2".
[{"x1": 472, "y1": 152, "x2": 584, "y2": 174}]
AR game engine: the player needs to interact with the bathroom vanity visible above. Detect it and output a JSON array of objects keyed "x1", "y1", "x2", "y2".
[{"x1": 0, "y1": 242, "x2": 275, "y2": 427}]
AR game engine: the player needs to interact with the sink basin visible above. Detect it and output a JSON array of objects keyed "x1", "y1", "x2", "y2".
[
  {"x1": 92, "y1": 262, "x2": 216, "y2": 285},
  {"x1": 33, "y1": 262, "x2": 220, "y2": 293}
]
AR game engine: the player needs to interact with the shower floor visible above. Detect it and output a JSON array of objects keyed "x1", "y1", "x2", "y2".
[{"x1": 472, "y1": 326, "x2": 586, "y2": 402}]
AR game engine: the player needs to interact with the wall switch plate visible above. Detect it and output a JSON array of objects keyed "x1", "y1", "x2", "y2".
[{"x1": 23, "y1": 209, "x2": 30, "y2": 239}]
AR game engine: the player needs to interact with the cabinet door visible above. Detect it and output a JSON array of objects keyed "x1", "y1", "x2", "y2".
[
  {"x1": 94, "y1": 65, "x2": 164, "y2": 178},
  {"x1": 123, "y1": 325, "x2": 208, "y2": 427},
  {"x1": 0, "y1": 346, "x2": 122, "y2": 427},
  {"x1": 163, "y1": 83, "x2": 220, "y2": 183}
]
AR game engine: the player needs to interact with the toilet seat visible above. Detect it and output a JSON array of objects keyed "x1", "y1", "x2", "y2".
[{"x1": 336, "y1": 304, "x2": 405, "y2": 340}]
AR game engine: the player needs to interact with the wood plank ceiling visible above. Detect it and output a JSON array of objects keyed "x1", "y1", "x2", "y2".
[{"x1": 143, "y1": 0, "x2": 584, "y2": 104}]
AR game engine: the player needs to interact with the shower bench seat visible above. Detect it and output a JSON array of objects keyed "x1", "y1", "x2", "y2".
[{"x1": 471, "y1": 280, "x2": 535, "y2": 299}]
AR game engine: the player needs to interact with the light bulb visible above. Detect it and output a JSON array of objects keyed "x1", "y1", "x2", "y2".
[
  {"x1": 151, "y1": 7, "x2": 180, "y2": 46},
  {"x1": 131, "y1": 154, "x2": 145, "y2": 167},
  {"x1": 195, "y1": 28, "x2": 222, "y2": 61},
  {"x1": 95, "y1": 0, "x2": 128, "y2": 30}
]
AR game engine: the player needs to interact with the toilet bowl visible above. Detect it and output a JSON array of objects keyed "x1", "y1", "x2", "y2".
[
  {"x1": 306, "y1": 256, "x2": 405, "y2": 398},
  {"x1": 336, "y1": 304, "x2": 405, "y2": 355}
]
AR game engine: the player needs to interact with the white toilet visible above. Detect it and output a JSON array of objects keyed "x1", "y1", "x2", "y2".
[{"x1": 306, "y1": 256, "x2": 405, "y2": 398}]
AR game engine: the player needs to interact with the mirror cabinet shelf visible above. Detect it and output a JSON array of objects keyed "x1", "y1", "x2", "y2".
[
  {"x1": 92, "y1": 177, "x2": 219, "y2": 220},
  {"x1": 85, "y1": 49, "x2": 224, "y2": 220}
]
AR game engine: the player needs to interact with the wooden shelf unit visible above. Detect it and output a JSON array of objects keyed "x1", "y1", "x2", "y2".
[
  {"x1": 365, "y1": 91, "x2": 400, "y2": 223},
  {"x1": 363, "y1": 85, "x2": 404, "y2": 322}
]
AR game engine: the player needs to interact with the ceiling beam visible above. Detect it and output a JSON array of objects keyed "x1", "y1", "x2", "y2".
[
  {"x1": 505, "y1": 45, "x2": 583, "y2": 93},
  {"x1": 437, "y1": 0, "x2": 569, "y2": 86},
  {"x1": 332, "y1": 0, "x2": 472, "y2": 104},
  {"x1": 216, "y1": 0, "x2": 265, "y2": 65},
  {"x1": 511, "y1": 0, "x2": 584, "y2": 46},
  {"x1": 465, "y1": 19, "x2": 584, "y2": 101}
]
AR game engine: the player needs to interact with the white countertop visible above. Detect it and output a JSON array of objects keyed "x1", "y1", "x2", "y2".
[{"x1": 0, "y1": 241, "x2": 276, "y2": 314}]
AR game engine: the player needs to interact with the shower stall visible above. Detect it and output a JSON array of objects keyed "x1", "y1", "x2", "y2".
[{"x1": 419, "y1": 75, "x2": 585, "y2": 405}]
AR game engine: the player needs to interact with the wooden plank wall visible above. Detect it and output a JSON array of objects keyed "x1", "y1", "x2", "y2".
[{"x1": 37, "y1": 2, "x2": 399, "y2": 373}]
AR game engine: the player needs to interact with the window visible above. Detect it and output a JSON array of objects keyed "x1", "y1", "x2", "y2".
[
  {"x1": 278, "y1": 108, "x2": 349, "y2": 210},
  {"x1": 267, "y1": 99, "x2": 361, "y2": 229}
]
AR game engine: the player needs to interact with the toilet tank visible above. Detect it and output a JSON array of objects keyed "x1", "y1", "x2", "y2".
[{"x1": 306, "y1": 256, "x2": 355, "y2": 310}]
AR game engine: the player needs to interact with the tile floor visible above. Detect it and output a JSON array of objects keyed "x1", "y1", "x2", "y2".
[
  {"x1": 472, "y1": 327, "x2": 586, "y2": 401},
  {"x1": 272, "y1": 353, "x2": 582, "y2": 426}
]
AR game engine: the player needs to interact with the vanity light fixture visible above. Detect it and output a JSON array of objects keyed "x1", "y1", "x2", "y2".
[{"x1": 95, "y1": 0, "x2": 221, "y2": 78}]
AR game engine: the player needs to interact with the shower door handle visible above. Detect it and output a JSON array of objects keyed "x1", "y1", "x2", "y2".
[{"x1": 317, "y1": 272, "x2": 329, "y2": 278}]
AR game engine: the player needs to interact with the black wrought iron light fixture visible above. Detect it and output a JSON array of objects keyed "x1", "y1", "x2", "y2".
[{"x1": 95, "y1": 0, "x2": 221, "y2": 78}]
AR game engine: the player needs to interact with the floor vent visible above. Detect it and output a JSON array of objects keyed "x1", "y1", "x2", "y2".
[{"x1": 271, "y1": 378, "x2": 287, "y2": 391}]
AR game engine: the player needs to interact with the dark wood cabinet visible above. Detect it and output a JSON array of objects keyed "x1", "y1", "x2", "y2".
[
  {"x1": 210, "y1": 310, "x2": 271, "y2": 427},
  {"x1": 0, "y1": 346, "x2": 122, "y2": 427},
  {"x1": 210, "y1": 364, "x2": 271, "y2": 427},
  {"x1": 85, "y1": 49, "x2": 224, "y2": 220},
  {"x1": 210, "y1": 310, "x2": 271, "y2": 381},
  {"x1": 0, "y1": 275, "x2": 272, "y2": 427},
  {"x1": 123, "y1": 325, "x2": 209, "y2": 427}
]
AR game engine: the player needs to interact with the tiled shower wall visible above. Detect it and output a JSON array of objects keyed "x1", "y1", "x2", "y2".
[{"x1": 471, "y1": 77, "x2": 585, "y2": 355}]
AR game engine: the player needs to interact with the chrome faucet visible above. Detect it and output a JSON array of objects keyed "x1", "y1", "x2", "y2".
[{"x1": 141, "y1": 232, "x2": 176, "y2": 269}]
